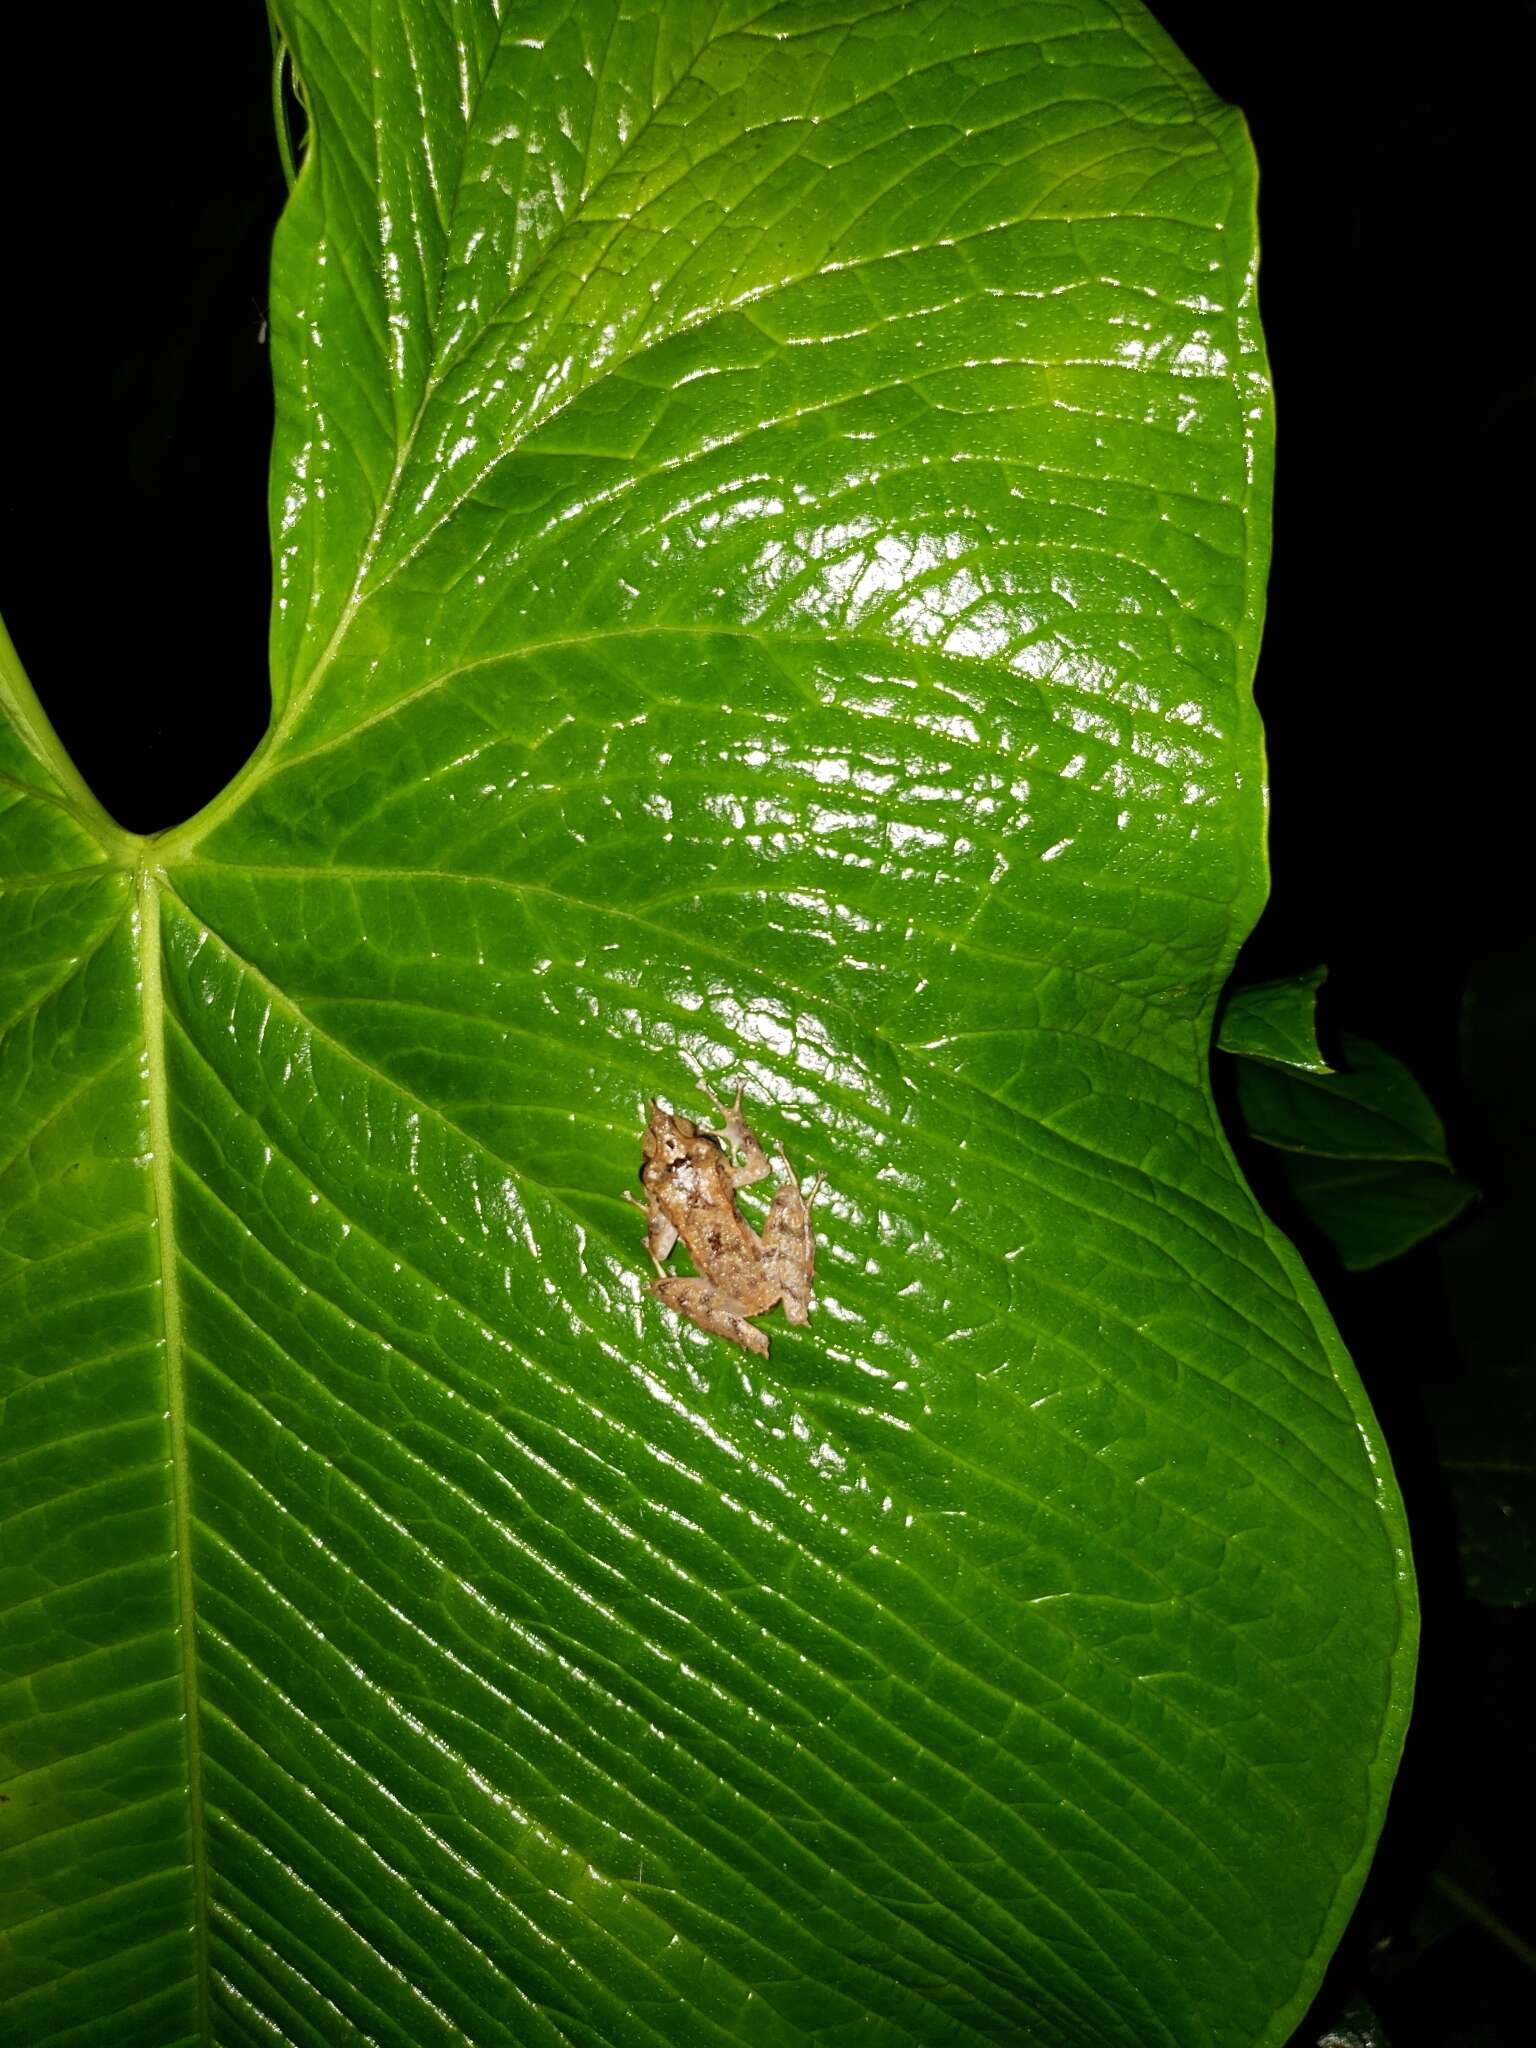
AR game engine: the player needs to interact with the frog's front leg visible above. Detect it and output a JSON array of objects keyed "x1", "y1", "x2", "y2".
[
  {"x1": 763, "y1": 1147, "x2": 823, "y2": 1326},
  {"x1": 651, "y1": 1275, "x2": 769, "y2": 1357},
  {"x1": 624, "y1": 1189, "x2": 676, "y2": 1272},
  {"x1": 700, "y1": 1081, "x2": 774, "y2": 1190}
]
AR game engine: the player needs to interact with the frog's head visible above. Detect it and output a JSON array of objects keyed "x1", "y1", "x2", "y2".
[{"x1": 642, "y1": 1100, "x2": 698, "y2": 1168}]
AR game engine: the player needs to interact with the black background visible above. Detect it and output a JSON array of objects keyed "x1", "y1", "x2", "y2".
[{"x1": 3, "y1": 4, "x2": 1531, "y2": 2041}]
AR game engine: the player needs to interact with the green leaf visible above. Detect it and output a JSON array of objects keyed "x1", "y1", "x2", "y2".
[
  {"x1": 2, "y1": 6, "x2": 1415, "y2": 2045},
  {"x1": 1233, "y1": 1032, "x2": 1475, "y2": 1270},
  {"x1": 1217, "y1": 967, "x2": 1333, "y2": 1073},
  {"x1": 1235, "y1": 1033, "x2": 1455, "y2": 1164},
  {"x1": 1276, "y1": 1155, "x2": 1477, "y2": 1273}
]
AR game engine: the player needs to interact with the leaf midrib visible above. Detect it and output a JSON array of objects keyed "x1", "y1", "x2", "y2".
[{"x1": 135, "y1": 867, "x2": 212, "y2": 2034}]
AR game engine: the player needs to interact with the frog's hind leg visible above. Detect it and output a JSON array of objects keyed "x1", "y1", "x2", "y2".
[
  {"x1": 651, "y1": 1274, "x2": 770, "y2": 1357},
  {"x1": 764, "y1": 1149, "x2": 824, "y2": 1326}
]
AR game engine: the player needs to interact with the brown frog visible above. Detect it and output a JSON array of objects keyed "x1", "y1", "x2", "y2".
[{"x1": 630, "y1": 1086, "x2": 822, "y2": 1356}]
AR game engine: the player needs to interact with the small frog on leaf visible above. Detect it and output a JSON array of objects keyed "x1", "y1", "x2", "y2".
[{"x1": 629, "y1": 1085, "x2": 823, "y2": 1356}]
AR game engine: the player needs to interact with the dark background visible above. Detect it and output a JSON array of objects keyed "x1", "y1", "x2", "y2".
[{"x1": 3, "y1": 4, "x2": 1531, "y2": 2041}]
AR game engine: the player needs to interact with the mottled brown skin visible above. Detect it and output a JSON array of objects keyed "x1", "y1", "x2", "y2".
[{"x1": 630, "y1": 1087, "x2": 820, "y2": 1357}]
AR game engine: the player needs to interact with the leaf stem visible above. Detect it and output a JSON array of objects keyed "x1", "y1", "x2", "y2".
[
  {"x1": 269, "y1": 29, "x2": 299, "y2": 193},
  {"x1": 1435, "y1": 1873, "x2": 1536, "y2": 1974}
]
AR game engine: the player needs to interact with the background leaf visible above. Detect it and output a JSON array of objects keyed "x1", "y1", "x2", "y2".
[
  {"x1": 1235, "y1": 1034, "x2": 1457, "y2": 1164},
  {"x1": 1233, "y1": 1034, "x2": 1476, "y2": 1272},
  {"x1": 1269, "y1": 1155, "x2": 1477, "y2": 1276},
  {"x1": 2, "y1": 5, "x2": 1415, "y2": 2045},
  {"x1": 1217, "y1": 966, "x2": 1332, "y2": 1073}
]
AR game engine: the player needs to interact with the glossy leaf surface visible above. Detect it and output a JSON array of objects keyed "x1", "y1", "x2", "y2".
[
  {"x1": 1314, "y1": 1998, "x2": 1390, "y2": 2048},
  {"x1": 1, "y1": 4, "x2": 1415, "y2": 2044}
]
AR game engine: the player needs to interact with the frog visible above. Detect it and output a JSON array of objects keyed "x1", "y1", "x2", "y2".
[{"x1": 629, "y1": 1084, "x2": 822, "y2": 1357}]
